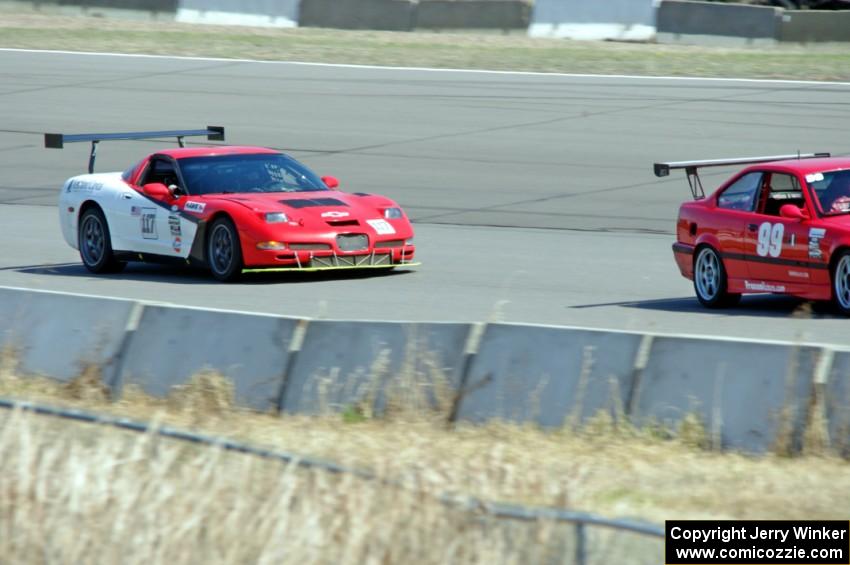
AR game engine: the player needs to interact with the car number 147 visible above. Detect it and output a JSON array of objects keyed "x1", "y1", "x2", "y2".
[{"x1": 756, "y1": 222, "x2": 783, "y2": 258}]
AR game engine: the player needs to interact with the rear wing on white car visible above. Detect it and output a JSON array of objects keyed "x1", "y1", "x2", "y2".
[
  {"x1": 653, "y1": 153, "x2": 830, "y2": 199},
  {"x1": 44, "y1": 126, "x2": 225, "y2": 173}
]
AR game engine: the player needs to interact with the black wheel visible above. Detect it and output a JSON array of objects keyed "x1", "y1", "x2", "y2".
[
  {"x1": 207, "y1": 217, "x2": 243, "y2": 282},
  {"x1": 78, "y1": 207, "x2": 125, "y2": 274},
  {"x1": 693, "y1": 246, "x2": 740, "y2": 308},
  {"x1": 831, "y1": 250, "x2": 850, "y2": 316}
]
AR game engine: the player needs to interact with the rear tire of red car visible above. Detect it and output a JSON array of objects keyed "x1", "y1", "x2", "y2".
[
  {"x1": 207, "y1": 217, "x2": 243, "y2": 282},
  {"x1": 78, "y1": 207, "x2": 126, "y2": 274},
  {"x1": 831, "y1": 250, "x2": 850, "y2": 316},
  {"x1": 693, "y1": 246, "x2": 740, "y2": 308}
]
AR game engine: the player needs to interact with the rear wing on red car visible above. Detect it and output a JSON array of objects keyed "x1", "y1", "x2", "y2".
[
  {"x1": 653, "y1": 153, "x2": 830, "y2": 199},
  {"x1": 44, "y1": 126, "x2": 225, "y2": 174}
]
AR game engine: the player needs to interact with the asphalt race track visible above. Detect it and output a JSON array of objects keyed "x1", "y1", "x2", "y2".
[{"x1": 1, "y1": 49, "x2": 850, "y2": 345}]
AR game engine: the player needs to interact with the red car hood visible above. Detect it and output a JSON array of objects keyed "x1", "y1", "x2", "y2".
[{"x1": 205, "y1": 191, "x2": 389, "y2": 218}]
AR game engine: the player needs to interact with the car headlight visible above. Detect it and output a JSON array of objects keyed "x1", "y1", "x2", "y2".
[
  {"x1": 265, "y1": 212, "x2": 288, "y2": 223},
  {"x1": 405, "y1": 237, "x2": 414, "y2": 245},
  {"x1": 384, "y1": 207, "x2": 403, "y2": 219}
]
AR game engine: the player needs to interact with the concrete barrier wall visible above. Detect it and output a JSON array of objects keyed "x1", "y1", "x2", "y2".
[
  {"x1": 1, "y1": 286, "x2": 845, "y2": 455},
  {"x1": 457, "y1": 324, "x2": 643, "y2": 428},
  {"x1": 279, "y1": 320, "x2": 471, "y2": 415},
  {"x1": 827, "y1": 351, "x2": 850, "y2": 457},
  {"x1": 12, "y1": 0, "x2": 177, "y2": 12},
  {"x1": 633, "y1": 337, "x2": 817, "y2": 453},
  {"x1": 528, "y1": 0, "x2": 656, "y2": 41},
  {"x1": 416, "y1": 0, "x2": 531, "y2": 30},
  {"x1": 657, "y1": 0, "x2": 780, "y2": 46},
  {"x1": 780, "y1": 10, "x2": 850, "y2": 43},
  {"x1": 13, "y1": 0, "x2": 850, "y2": 41},
  {"x1": 115, "y1": 305, "x2": 298, "y2": 411},
  {"x1": 0, "y1": 288, "x2": 136, "y2": 382},
  {"x1": 176, "y1": 0, "x2": 298, "y2": 27},
  {"x1": 298, "y1": 0, "x2": 416, "y2": 30}
]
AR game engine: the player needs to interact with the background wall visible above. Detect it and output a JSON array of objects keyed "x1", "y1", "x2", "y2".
[{"x1": 4, "y1": 0, "x2": 850, "y2": 42}]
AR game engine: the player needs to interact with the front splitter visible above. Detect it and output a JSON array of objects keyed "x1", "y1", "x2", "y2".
[{"x1": 242, "y1": 262, "x2": 421, "y2": 274}]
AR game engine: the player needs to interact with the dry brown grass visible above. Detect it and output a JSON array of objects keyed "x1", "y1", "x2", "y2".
[
  {"x1": 2, "y1": 366, "x2": 849, "y2": 528},
  {"x1": 4, "y1": 408, "x2": 665, "y2": 565}
]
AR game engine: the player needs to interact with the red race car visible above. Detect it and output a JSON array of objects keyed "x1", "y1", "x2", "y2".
[
  {"x1": 655, "y1": 153, "x2": 850, "y2": 314},
  {"x1": 48, "y1": 127, "x2": 417, "y2": 281}
]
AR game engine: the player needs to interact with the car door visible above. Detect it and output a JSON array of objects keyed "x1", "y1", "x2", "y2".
[
  {"x1": 743, "y1": 171, "x2": 813, "y2": 288},
  {"x1": 112, "y1": 156, "x2": 180, "y2": 256},
  {"x1": 711, "y1": 171, "x2": 765, "y2": 282}
]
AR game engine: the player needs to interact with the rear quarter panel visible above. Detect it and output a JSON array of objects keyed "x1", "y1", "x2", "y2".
[
  {"x1": 675, "y1": 198, "x2": 750, "y2": 282},
  {"x1": 58, "y1": 173, "x2": 126, "y2": 250}
]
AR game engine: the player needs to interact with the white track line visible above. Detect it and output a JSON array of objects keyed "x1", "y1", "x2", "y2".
[
  {"x1": 1, "y1": 47, "x2": 849, "y2": 87},
  {"x1": 2, "y1": 284, "x2": 848, "y2": 349}
]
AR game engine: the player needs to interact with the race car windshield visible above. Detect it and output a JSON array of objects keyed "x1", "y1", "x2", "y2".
[
  {"x1": 179, "y1": 153, "x2": 329, "y2": 195},
  {"x1": 808, "y1": 169, "x2": 850, "y2": 215}
]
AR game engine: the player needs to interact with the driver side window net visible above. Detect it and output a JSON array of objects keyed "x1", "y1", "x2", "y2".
[
  {"x1": 717, "y1": 172, "x2": 762, "y2": 211},
  {"x1": 142, "y1": 159, "x2": 181, "y2": 190},
  {"x1": 761, "y1": 173, "x2": 804, "y2": 216}
]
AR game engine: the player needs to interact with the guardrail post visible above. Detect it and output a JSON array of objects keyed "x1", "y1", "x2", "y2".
[
  {"x1": 625, "y1": 334, "x2": 654, "y2": 419},
  {"x1": 106, "y1": 301, "x2": 145, "y2": 399},
  {"x1": 276, "y1": 318, "x2": 310, "y2": 413},
  {"x1": 447, "y1": 322, "x2": 487, "y2": 425},
  {"x1": 575, "y1": 522, "x2": 587, "y2": 565}
]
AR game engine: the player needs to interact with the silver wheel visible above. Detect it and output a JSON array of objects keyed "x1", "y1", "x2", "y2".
[
  {"x1": 695, "y1": 248, "x2": 720, "y2": 301},
  {"x1": 835, "y1": 255, "x2": 850, "y2": 311},
  {"x1": 80, "y1": 213, "x2": 106, "y2": 266},
  {"x1": 210, "y1": 223, "x2": 234, "y2": 275}
]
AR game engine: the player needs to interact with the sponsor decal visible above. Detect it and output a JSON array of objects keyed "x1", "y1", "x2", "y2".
[
  {"x1": 140, "y1": 208, "x2": 157, "y2": 240},
  {"x1": 745, "y1": 280, "x2": 786, "y2": 293},
  {"x1": 788, "y1": 270, "x2": 810, "y2": 279},
  {"x1": 808, "y1": 227, "x2": 826, "y2": 259},
  {"x1": 366, "y1": 219, "x2": 396, "y2": 235},
  {"x1": 168, "y1": 215, "x2": 181, "y2": 237},
  {"x1": 130, "y1": 206, "x2": 141, "y2": 217},
  {"x1": 173, "y1": 236, "x2": 182, "y2": 253},
  {"x1": 321, "y1": 211, "x2": 350, "y2": 219},
  {"x1": 184, "y1": 201, "x2": 206, "y2": 213},
  {"x1": 67, "y1": 180, "x2": 103, "y2": 194},
  {"x1": 805, "y1": 172, "x2": 825, "y2": 183}
]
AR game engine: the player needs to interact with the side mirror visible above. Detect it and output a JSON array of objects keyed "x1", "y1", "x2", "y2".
[
  {"x1": 322, "y1": 176, "x2": 339, "y2": 189},
  {"x1": 142, "y1": 182, "x2": 172, "y2": 200},
  {"x1": 779, "y1": 204, "x2": 809, "y2": 220}
]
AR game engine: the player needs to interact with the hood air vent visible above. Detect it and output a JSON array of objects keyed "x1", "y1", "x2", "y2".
[{"x1": 280, "y1": 198, "x2": 348, "y2": 209}]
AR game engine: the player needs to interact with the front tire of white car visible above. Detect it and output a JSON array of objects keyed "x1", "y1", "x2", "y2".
[{"x1": 78, "y1": 207, "x2": 125, "y2": 274}]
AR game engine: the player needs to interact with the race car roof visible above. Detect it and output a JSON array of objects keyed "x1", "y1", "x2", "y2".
[{"x1": 157, "y1": 146, "x2": 280, "y2": 159}]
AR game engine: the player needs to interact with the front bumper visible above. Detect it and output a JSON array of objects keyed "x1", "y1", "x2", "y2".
[{"x1": 242, "y1": 253, "x2": 419, "y2": 273}]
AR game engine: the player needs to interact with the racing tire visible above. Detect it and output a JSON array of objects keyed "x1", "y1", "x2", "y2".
[
  {"x1": 207, "y1": 217, "x2": 243, "y2": 282},
  {"x1": 78, "y1": 207, "x2": 125, "y2": 274},
  {"x1": 830, "y1": 250, "x2": 850, "y2": 316},
  {"x1": 693, "y1": 246, "x2": 740, "y2": 308}
]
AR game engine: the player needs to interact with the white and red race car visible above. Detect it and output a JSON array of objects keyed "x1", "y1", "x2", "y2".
[{"x1": 48, "y1": 127, "x2": 417, "y2": 281}]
